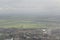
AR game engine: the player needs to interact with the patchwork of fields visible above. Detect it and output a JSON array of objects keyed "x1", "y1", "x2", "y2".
[
  {"x1": 0, "y1": 15, "x2": 60, "y2": 28},
  {"x1": 0, "y1": 19, "x2": 48, "y2": 28},
  {"x1": 0, "y1": 19, "x2": 60, "y2": 28}
]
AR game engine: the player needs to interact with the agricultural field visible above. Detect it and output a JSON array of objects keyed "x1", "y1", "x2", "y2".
[
  {"x1": 0, "y1": 14, "x2": 60, "y2": 28},
  {"x1": 0, "y1": 19, "x2": 48, "y2": 28}
]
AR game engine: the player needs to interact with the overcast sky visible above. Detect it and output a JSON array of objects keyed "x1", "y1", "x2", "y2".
[{"x1": 0, "y1": 0, "x2": 60, "y2": 14}]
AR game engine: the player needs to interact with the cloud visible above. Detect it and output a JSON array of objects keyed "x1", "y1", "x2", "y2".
[{"x1": 0, "y1": 0, "x2": 60, "y2": 14}]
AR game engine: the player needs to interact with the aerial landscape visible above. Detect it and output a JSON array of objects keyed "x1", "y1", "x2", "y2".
[
  {"x1": 0, "y1": 13, "x2": 60, "y2": 40},
  {"x1": 0, "y1": 0, "x2": 60, "y2": 40}
]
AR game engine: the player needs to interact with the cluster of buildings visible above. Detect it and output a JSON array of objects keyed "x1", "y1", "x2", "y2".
[{"x1": 0, "y1": 28, "x2": 60, "y2": 40}]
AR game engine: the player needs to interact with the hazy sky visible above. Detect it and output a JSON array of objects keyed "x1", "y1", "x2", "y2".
[{"x1": 0, "y1": 0, "x2": 60, "y2": 14}]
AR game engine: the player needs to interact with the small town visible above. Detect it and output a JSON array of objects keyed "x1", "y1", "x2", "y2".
[{"x1": 0, "y1": 28, "x2": 60, "y2": 40}]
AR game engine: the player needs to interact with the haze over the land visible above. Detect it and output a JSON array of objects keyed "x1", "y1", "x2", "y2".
[
  {"x1": 0, "y1": 0, "x2": 60, "y2": 15},
  {"x1": 0, "y1": 0, "x2": 60, "y2": 28}
]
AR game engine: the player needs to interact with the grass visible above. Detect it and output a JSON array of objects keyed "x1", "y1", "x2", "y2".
[
  {"x1": 0, "y1": 20, "x2": 48, "y2": 28},
  {"x1": 0, "y1": 17, "x2": 59, "y2": 28}
]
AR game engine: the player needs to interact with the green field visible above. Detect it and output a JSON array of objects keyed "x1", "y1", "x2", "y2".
[
  {"x1": 0, "y1": 19, "x2": 59, "y2": 28},
  {"x1": 0, "y1": 15, "x2": 60, "y2": 28},
  {"x1": 0, "y1": 19, "x2": 48, "y2": 28}
]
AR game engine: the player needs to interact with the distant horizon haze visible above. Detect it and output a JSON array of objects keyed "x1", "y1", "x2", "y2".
[{"x1": 0, "y1": 0, "x2": 60, "y2": 15}]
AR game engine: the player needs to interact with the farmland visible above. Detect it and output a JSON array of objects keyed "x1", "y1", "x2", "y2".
[
  {"x1": 0, "y1": 19, "x2": 48, "y2": 28},
  {"x1": 0, "y1": 14, "x2": 60, "y2": 28}
]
